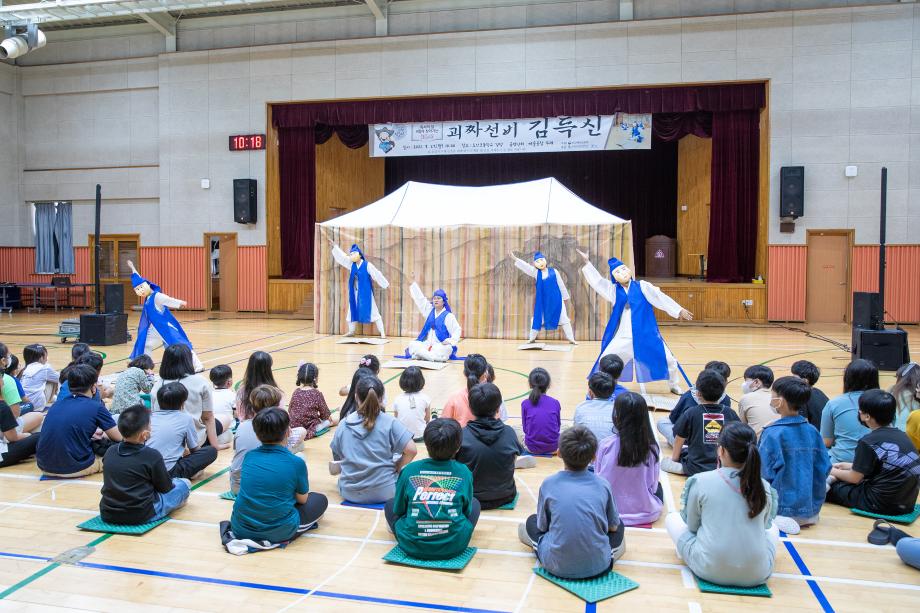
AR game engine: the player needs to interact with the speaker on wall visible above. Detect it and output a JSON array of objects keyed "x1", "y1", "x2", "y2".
[
  {"x1": 780, "y1": 166, "x2": 804, "y2": 219},
  {"x1": 233, "y1": 179, "x2": 257, "y2": 224},
  {"x1": 103, "y1": 283, "x2": 124, "y2": 314}
]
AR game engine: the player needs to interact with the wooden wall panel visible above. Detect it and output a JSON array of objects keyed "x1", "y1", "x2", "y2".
[
  {"x1": 756, "y1": 101, "x2": 769, "y2": 280},
  {"x1": 315, "y1": 135, "x2": 385, "y2": 223},
  {"x1": 676, "y1": 135, "x2": 712, "y2": 276},
  {"x1": 767, "y1": 245, "x2": 807, "y2": 321},
  {"x1": 653, "y1": 282, "x2": 766, "y2": 324},
  {"x1": 266, "y1": 107, "x2": 282, "y2": 278},
  {"x1": 268, "y1": 279, "x2": 313, "y2": 316},
  {"x1": 238, "y1": 246, "x2": 267, "y2": 312}
]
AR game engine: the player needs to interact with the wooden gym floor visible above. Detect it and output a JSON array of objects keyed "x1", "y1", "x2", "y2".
[{"x1": 0, "y1": 312, "x2": 917, "y2": 612}]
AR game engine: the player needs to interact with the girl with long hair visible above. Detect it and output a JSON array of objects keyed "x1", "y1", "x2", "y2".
[
  {"x1": 665, "y1": 422, "x2": 779, "y2": 587},
  {"x1": 330, "y1": 375, "x2": 417, "y2": 504},
  {"x1": 520, "y1": 367, "x2": 561, "y2": 455},
  {"x1": 441, "y1": 354, "x2": 490, "y2": 428},
  {"x1": 595, "y1": 392, "x2": 662, "y2": 525},
  {"x1": 236, "y1": 351, "x2": 280, "y2": 421}
]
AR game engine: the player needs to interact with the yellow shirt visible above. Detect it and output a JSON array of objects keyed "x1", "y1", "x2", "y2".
[{"x1": 906, "y1": 410, "x2": 920, "y2": 451}]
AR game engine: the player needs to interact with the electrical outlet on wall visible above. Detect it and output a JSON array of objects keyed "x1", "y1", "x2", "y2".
[{"x1": 741, "y1": 300, "x2": 753, "y2": 307}]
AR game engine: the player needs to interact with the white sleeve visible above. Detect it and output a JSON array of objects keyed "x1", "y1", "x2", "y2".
[
  {"x1": 409, "y1": 282, "x2": 433, "y2": 317},
  {"x1": 331, "y1": 245, "x2": 352, "y2": 270},
  {"x1": 513, "y1": 258, "x2": 538, "y2": 279},
  {"x1": 445, "y1": 313, "x2": 462, "y2": 345},
  {"x1": 639, "y1": 280, "x2": 684, "y2": 319},
  {"x1": 580, "y1": 262, "x2": 616, "y2": 304},
  {"x1": 555, "y1": 270, "x2": 571, "y2": 301},
  {"x1": 154, "y1": 292, "x2": 184, "y2": 310},
  {"x1": 366, "y1": 262, "x2": 389, "y2": 289}
]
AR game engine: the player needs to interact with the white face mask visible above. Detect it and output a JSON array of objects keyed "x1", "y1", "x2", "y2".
[{"x1": 741, "y1": 380, "x2": 754, "y2": 395}]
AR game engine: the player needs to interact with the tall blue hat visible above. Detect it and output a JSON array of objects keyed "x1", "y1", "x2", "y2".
[
  {"x1": 349, "y1": 244, "x2": 364, "y2": 259},
  {"x1": 131, "y1": 272, "x2": 161, "y2": 293},
  {"x1": 608, "y1": 257, "x2": 627, "y2": 271},
  {"x1": 533, "y1": 251, "x2": 546, "y2": 261}
]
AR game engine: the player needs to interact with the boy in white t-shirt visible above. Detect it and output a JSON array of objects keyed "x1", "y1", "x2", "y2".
[
  {"x1": 210, "y1": 365, "x2": 235, "y2": 444},
  {"x1": 392, "y1": 366, "x2": 431, "y2": 441}
]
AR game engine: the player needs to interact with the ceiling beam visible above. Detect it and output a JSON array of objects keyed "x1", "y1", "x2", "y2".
[
  {"x1": 139, "y1": 11, "x2": 176, "y2": 51},
  {"x1": 363, "y1": 0, "x2": 384, "y2": 21}
]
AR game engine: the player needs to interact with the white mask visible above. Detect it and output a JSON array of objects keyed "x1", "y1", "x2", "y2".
[{"x1": 741, "y1": 380, "x2": 757, "y2": 395}]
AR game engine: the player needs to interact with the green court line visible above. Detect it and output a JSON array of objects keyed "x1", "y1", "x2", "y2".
[
  {"x1": 758, "y1": 348, "x2": 839, "y2": 367},
  {"x1": 0, "y1": 561, "x2": 61, "y2": 600},
  {"x1": 191, "y1": 466, "x2": 230, "y2": 491}
]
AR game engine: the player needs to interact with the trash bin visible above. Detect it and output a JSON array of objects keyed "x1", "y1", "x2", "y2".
[{"x1": 645, "y1": 235, "x2": 676, "y2": 278}]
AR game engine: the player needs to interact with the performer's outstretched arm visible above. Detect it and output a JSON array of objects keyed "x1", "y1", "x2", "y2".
[
  {"x1": 639, "y1": 281, "x2": 693, "y2": 321},
  {"x1": 408, "y1": 276, "x2": 433, "y2": 317},
  {"x1": 329, "y1": 243, "x2": 353, "y2": 270},
  {"x1": 510, "y1": 252, "x2": 537, "y2": 279},
  {"x1": 154, "y1": 292, "x2": 186, "y2": 310},
  {"x1": 126, "y1": 259, "x2": 140, "y2": 276},
  {"x1": 367, "y1": 261, "x2": 390, "y2": 289},
  {"x1": 576, "y1": 250, "x2": 616, "y2": 304}
]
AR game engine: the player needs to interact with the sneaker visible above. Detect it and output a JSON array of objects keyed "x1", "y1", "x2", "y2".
[
  {"x1": 773, "y1": 515, "x2": 801, "y2": 535},
  {"x1": 517, "y1": 522, "x2": 537, "y2": 550},
  {"x1": 328, "y1": 460, "x2": 342, "y2": 476},
  {"x1": 515, "y1": 455, "x2": 537, "y2": 469},
  {"x1": 669, "y1": 384, "x2": 683, "y2": 395}
]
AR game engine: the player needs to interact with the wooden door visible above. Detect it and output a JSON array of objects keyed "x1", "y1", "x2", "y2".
[
  {"x1": 88, "y1": 234, "x2": 140, "y2": 307},
  {"x1": 806, "y1": 231, "x2": 850, "y2": 323},
  {"x1": 219, "y1": 234, "x2": 238, "y2": 313}
]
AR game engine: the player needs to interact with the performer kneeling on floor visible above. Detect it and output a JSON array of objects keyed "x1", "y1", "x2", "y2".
[{"x1": 402, "y1": 273, "x2": 462, "y2": 362}]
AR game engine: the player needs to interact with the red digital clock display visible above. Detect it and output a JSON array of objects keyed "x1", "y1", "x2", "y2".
[{"x1": 229, "y1": 134, "x2": 266, "y2": 151}]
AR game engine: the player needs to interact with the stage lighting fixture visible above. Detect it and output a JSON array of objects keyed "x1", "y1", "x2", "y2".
[{"x1": 0, "y1": 25, "x2": 47, "y2": 60}]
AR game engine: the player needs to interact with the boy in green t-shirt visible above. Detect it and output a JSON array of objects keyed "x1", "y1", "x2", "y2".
[{"x1": 385, "y1": 417, "x2": 479, "y2": 560}]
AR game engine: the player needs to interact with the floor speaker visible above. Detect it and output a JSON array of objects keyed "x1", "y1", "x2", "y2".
[
  {"x1": 854, "y1": 328, "x2": 910, "y2": 371},
  {"x1": 79, "y1": 313, "x2": 129, "y2": 346},
  {"x1": 104, "y1": 283, "x2": 124, "y2": 314}
]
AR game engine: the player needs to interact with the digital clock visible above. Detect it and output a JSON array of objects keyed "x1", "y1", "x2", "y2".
[{"x1": 229, "y1": 134, "x2": 266, "y2": 151}]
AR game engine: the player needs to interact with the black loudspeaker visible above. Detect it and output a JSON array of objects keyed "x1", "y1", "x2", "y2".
[
  {"x1": 852, "y1": 291, "x2": 882, "y2": 352},
  {"x1": 103, "y1": 283, "x2": 124, "y2": 314},
  {"x1": 780, "y1": 166, "x2": 804, "y2": 219},
  {"x1": 233, "y1": 179, "x2": 257, "y2": 224},
  {"x1": 79, "y1": 313, "x2": 128, "y2": 346},
  {"x1": 854, "y1": 329, "x2": 910, "y2": 371}
]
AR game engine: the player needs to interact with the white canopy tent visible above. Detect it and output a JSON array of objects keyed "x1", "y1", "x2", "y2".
[{"x1": 319, "y1": 178, "x2": 627, "y2": 228}]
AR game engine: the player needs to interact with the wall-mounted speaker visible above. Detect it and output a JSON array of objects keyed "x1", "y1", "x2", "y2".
[
  {"x1": 233, "y1": 179, "x2": 257, "y2": 224},
  {"x1": 780, "y1": 166, "x2": 804, "y2": 219}
]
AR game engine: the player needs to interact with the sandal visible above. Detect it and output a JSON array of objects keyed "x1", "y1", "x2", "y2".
[{"x1": 867, "y1": 519, "x2": 894, "y2": 546}]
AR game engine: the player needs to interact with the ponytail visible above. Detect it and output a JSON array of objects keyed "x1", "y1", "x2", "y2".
[
  {"x1": 297, "y1": 362, "x2": 319, "y2": 388},
  {"x1": 527, "y1": 367, "x2": 550, "y2": 406},
  {"x1": 464, "y1": 354, "x2": 489, "y2": 392},
  {"x1": 356, "y1": 375, "x2": 385, "y2": 431},
  {"x1": 719, "y1": 422, "x2": 767, "y2": 518}
]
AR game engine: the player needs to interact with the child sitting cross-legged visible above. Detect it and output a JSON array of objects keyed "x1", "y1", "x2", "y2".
[
  {"x1": 230, "y1": 385, "x2": 293, "y2": 495},
  {"x1": 392, "y1": 366, "x2": 431, "y2": 442},
  {"x1": 228, "y1": 407, "x2": 329, "y2": 547},
  {"x1": 100, "y1": 405, "x2": 191, "y2": 525},
  {"x1": 665, "y1": 422, "x2": 779, "y2": 587},
  {"x1": 662, "y1": 369, "x2": 740, "y2": 476},
  {"x1": 385, "y1": 417, "x2": 479, "y2": 560},
  {"x1": 289, "y1": 363, "x2": 337, "y2": 439},
  {"x1": 826, "y1": 389, "x2": 920, "y2": 516},
  {"x1": 147, "y1": 382, "x2": 218, "y2": 480},
  {"x1": 758, "y1": 376, "x2": 831, "y2": 535},
  {"x1": 456, "y1": 382, "x2": 525, "y2": 510},
  {"x1": 573, "y1": 372, "x2": 617, "y2": 444},
  {"x1": 111, "y1": 354, "x2": 155, "y2": 414},
  {"x1": 518, "y1": 425, "x2": 626, "y2": 579},
  {"x1": 331, "y1": 375, "x2": 417, "y2": 504},
  {"x1": 521, "y1": 368, "x2": 562, "y2": 455}
]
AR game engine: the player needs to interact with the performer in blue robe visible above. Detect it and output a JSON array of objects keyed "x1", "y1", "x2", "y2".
[
  {"x1": 126, "y1": 260, "x2": 203, "y2": 372},
  {"x1": 511, "y1": 250, "x2": 576, "y2": 344},
  {"x1": 577, "y1": 249, "x2": 693, "y2": 394},
  {"x1": 402, "y1": 276, "x2": 462, "y2": 362},
  {"x1": 329, "y1": 241, "x2": 390, "y2": 338}
]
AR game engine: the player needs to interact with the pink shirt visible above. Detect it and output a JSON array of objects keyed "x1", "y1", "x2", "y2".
[{"x1": 594, "y1": 432, "x2": 663, "y2": 526}]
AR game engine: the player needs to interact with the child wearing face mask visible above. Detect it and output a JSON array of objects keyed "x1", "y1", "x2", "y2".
[
  {"x1": 738, "y1": 366, "x2": 779, "y2": 439},
  {"x1": 758, "y1": 377, "x2": 831, "y2": 535}
]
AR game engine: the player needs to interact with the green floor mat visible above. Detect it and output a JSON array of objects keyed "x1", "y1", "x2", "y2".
[
  {"x1": 497, "y1": 493, "x2": 519, "y2": 510},
  {"x1": 850, "y1": 504, "x2": 920, "y2": 525},
  {"x1": 313, "y1": 426, "x2": 330, "y2": 438},
  {"x1": 77, "y1": 515, "x2": 168, "y2": 535},
  {"x1": 533, "y1": 567, "x2": 639, "y2": 603},
  {"x1": 695, "y1": 575, "x2": 772, "y2": 597},
  {"x1": 382, "y1": 546, "x2": 477, "y2": 570},
  {"x1": 219, "y1": 491, "x2": 237, "y2": 501},
  {"x1": 140, "y1": 393, "x2": 151, "y2": 409}
]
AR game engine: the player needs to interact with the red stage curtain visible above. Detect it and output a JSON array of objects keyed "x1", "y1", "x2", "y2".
[
  {"x1": 708, "y1": 110, "x2": 760, "y2": 283},
  {"x1": 279, "y1": 127, "x2": 315, "y2": 279},
  {"x1": 274, "y1": 84, "x2": 763, "y2": 280},
  {"x1": 653, "y1": 112, "x2": 711, "y2": 141}
]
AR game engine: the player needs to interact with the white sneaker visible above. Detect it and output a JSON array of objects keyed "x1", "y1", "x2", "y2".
[
  {"x1": 328, "y1": 461, "x2": 342, "y2": 476},
  {"x1": 669, "y1": 384, "x2": 683, "y2": 395},
  {"x1": 515, "y1": 455, "x2": 537, "y2": 469},
  {"x1": 773, "y1": 515, "x2": 801, "y2": 535}
]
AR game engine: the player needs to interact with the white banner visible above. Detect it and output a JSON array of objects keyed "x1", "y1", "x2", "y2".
[{"x1": 369, "y1": 113, "x2": 651, "y2": 157}]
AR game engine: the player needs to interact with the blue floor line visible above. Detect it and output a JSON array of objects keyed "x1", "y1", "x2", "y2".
[
  {"x1": 584, "y1": 602, "x2": 597, "y2": 612},
  {"x1": 0, "y1": 549, "x2": 509, "y2": 612},
  {"x1": 780, "y1": 535, "x2": 834, "y2": 613}
]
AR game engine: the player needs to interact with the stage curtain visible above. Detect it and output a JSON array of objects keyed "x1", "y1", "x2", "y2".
[
  {"x1": 708, "y1": 110, "x2": 760, "y2": 283},
  {"x1": 653, "y1": 112, "x2": 711, "y2": 141},
  {"x1": 383, "y1": 140, "x2": 677, "y2": 275},
  {"x1": 315, "y1": 123, "x2": 369, "y2": 148},
  {"x1": 279, "y1": 127, "x2": 316, "y2": 279},
  {"x1": 273, "y1": 83, "x2": 764, "y2": 128}
]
